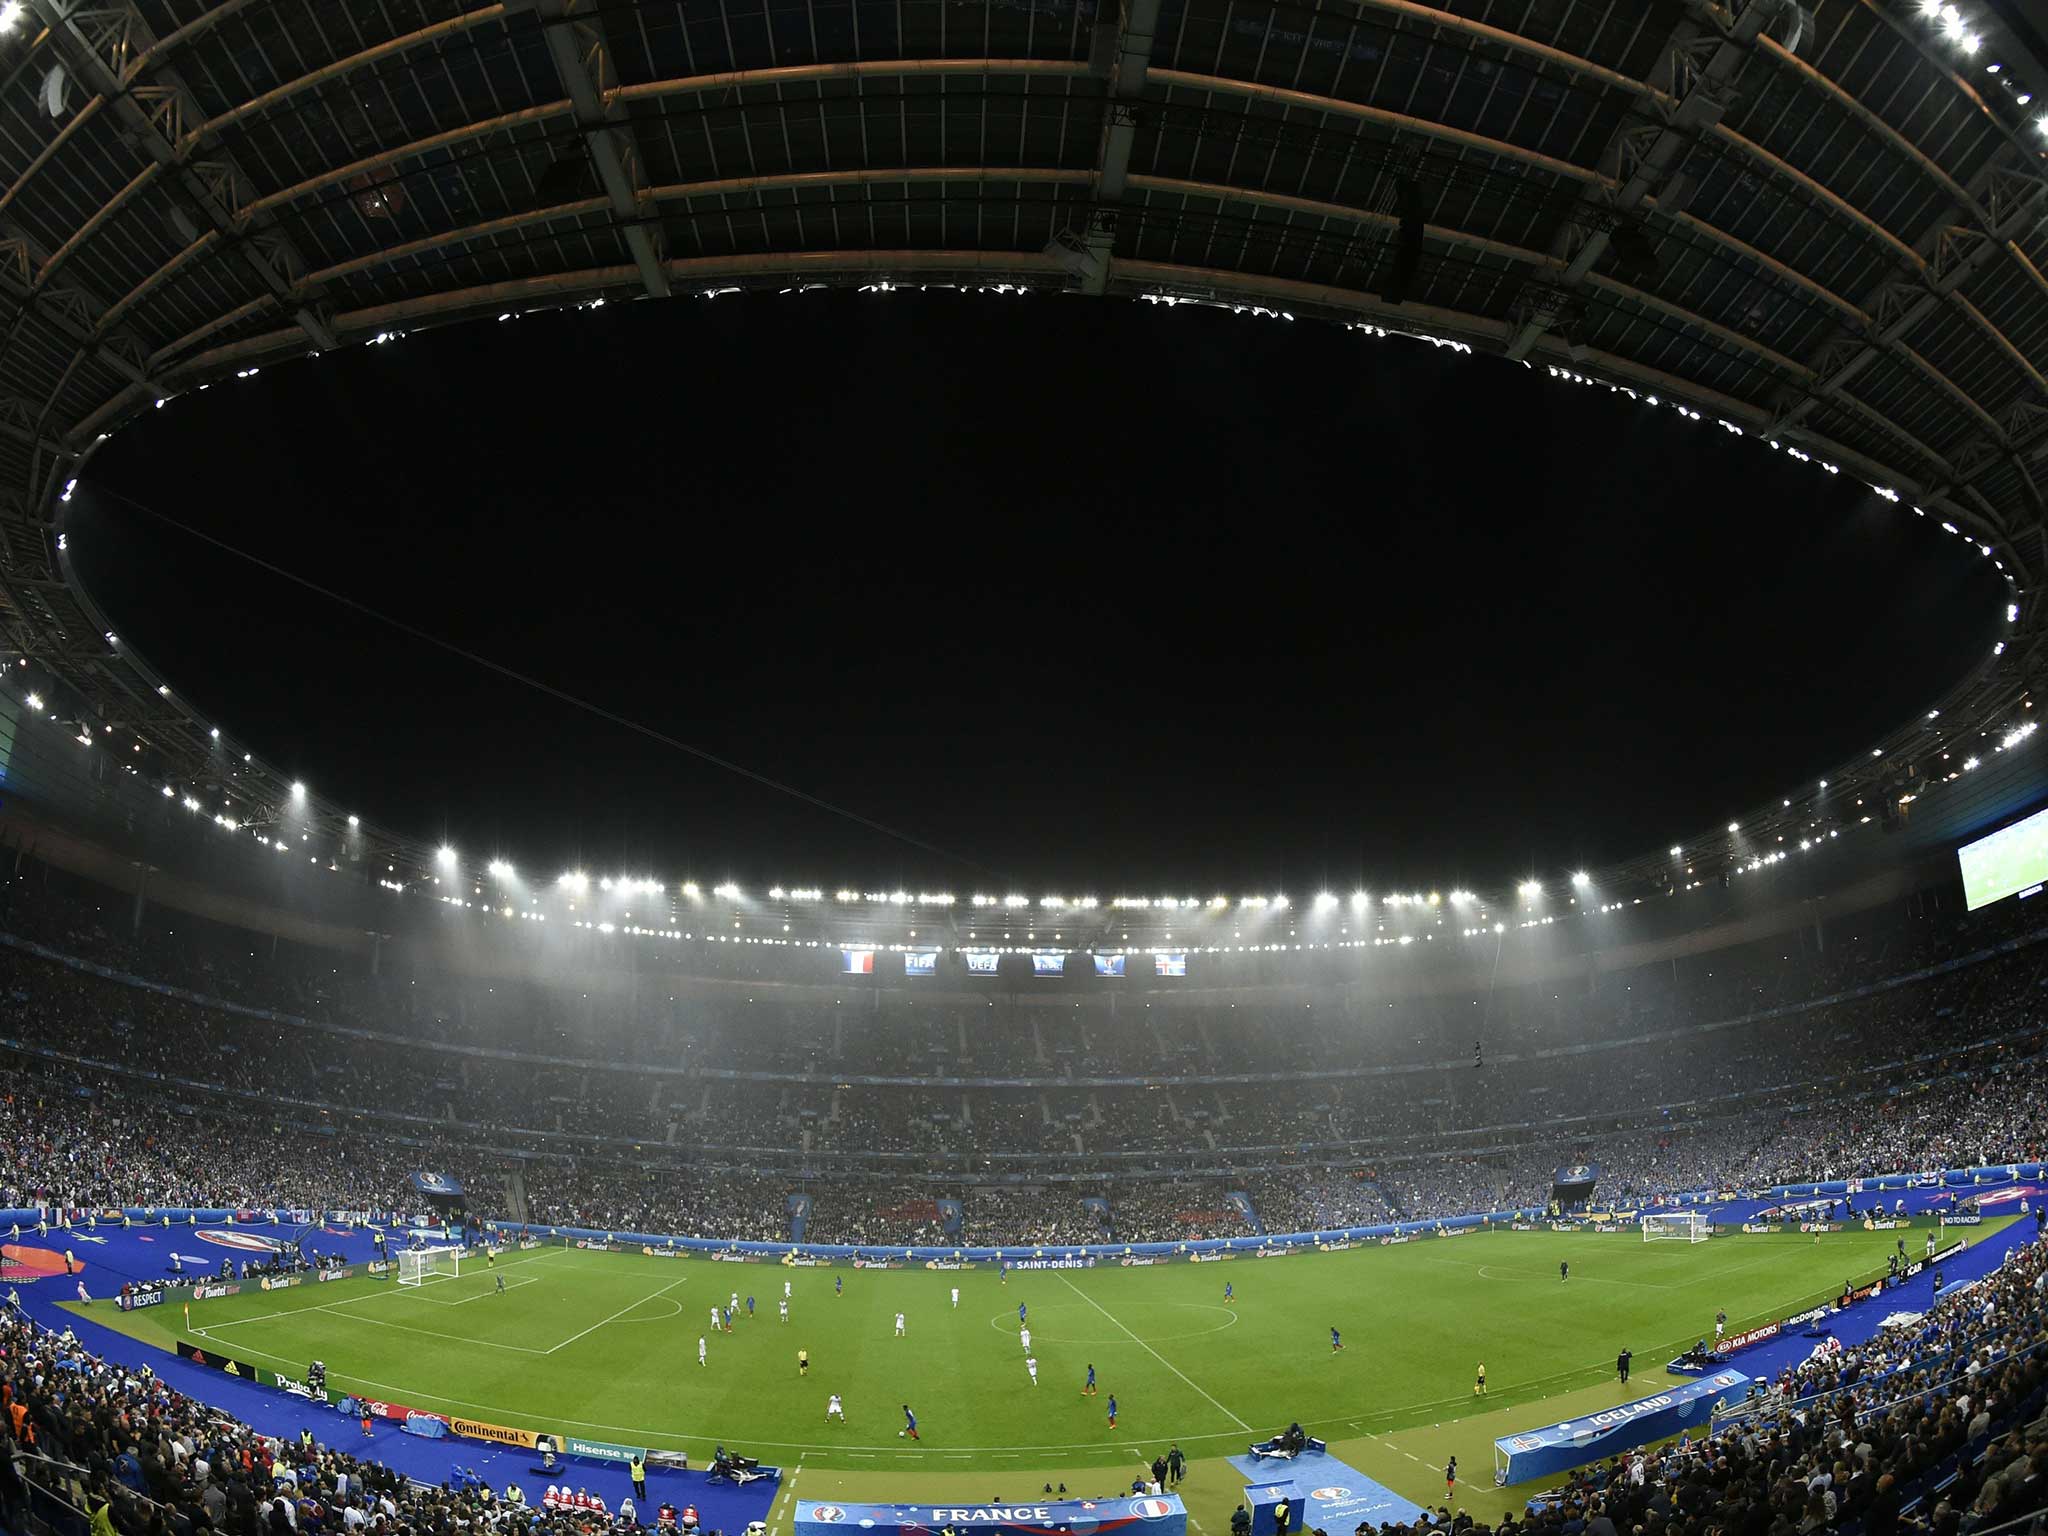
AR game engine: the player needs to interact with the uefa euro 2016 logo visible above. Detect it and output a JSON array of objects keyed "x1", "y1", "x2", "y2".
[{"x1": 810, "y1": 1509, "x2": 846, "y2": 1523}]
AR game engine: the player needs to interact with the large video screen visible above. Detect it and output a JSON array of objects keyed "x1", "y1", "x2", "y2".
[
  {"x1": 1958, "y1": 804, "x2": 2048, "y2": 910},
  {"x1": 1031, "y1": 952, "x2": 1066, "y2": 977}
]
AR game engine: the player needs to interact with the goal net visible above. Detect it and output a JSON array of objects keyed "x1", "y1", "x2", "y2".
[
  {"x1": 1642, "y1": 1212, "x2": 1711, "y2": 1244},
  {"x1": 396, "y1": 1246, "x2": 462, "y2": 1286}
]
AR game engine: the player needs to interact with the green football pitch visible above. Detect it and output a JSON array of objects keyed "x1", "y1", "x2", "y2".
[{"x1": 79, "y1": 1225, "x2": 1980, "y2": 1516}]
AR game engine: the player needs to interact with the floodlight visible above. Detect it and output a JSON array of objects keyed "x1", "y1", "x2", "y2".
[
  {"x1": 24, "y1": 692, "x2": 40, "y2": 710},
  {"x1": 291, "y1": 781, "x2": 306, "y2": 798},
  {"x1": 1571, "y1": 871, "x2": 1590, "y2": 888},
  {"x1": 437, "y1": 846, "x2": 457, "y2": 865},
  {"x1": 1518, "y1": 879, "x2": 1541, "y2": 899}
]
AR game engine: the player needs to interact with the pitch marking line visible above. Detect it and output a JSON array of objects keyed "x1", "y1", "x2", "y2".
[
  {"x1": 545, "y1": 1277, "x2": 688, "y2": 1355},
  {"x1": 414, "y1": 1274, "x2": 544, "y2": 1307},
  {"x1": 1055, "y1": 1275, "x2": 1249, "y2": 1430},
  {"x1": 192, "y1": 1249, "x2": 566, "y2": 1331}
]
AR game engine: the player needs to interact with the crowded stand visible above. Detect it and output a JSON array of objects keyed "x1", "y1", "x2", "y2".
[
  {"x1": 0, "y1": 864, "x2": 2044, "y2": 1245},
  {"x1": 1500, "y1": 1235, "x2": 2048, "y2": 1536},
  {"x1": 0, "y1": 858, "x2": 2046, "y2": 1536},
  {"x1": 0, "y1": 1299, "x2": 647, "y2": 1536}
]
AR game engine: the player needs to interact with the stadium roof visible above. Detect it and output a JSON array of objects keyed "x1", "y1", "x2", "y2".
[{"x1": 1, "y1": 0, "x2": 2045, "y2": 903}]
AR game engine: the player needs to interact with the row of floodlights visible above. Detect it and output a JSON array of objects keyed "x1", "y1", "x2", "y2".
[{"x1": 1915, "y1": 1, "x2": 2048, "y2": 135}]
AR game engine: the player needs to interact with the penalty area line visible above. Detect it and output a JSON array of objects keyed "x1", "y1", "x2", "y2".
[{"x1": 545, "y1": 1277, "x2": 689, "y2": 1355}]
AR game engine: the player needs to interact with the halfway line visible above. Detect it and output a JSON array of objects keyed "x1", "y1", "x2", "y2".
[{"x1": 1055, "y1": 1276, "x2": 1249, "y2": 1430}]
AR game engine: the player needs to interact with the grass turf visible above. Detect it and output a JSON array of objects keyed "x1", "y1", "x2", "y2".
[{"x1": 76, "y1": 1224, "x2": 1979, "y2": 1515}]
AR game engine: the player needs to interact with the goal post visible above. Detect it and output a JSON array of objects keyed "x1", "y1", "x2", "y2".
[
  {"x1": 395, "y1": 1246, "x2": 462, "y2": 1286},
  {"x1": 1642, "y1": 1212, "x2": 1711, "y2": 1244}
]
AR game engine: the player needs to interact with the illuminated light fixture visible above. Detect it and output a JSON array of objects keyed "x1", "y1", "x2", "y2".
[
  {"x1": 681, "y1": 881, "x2": 702, "y2": 898},
  {"x1": 1313, "y1": 892, "x2": 1337, "y2": 911},
  {"x1": 210, "y1": 727, "x2": 220, "y2": 739},
  {"x1": 1003, "y1": 894, "x2": 1029, "y2": 907},
  {"x1": 436, "y1": 846, "x2": 457, "y2": 865},
  {"x1": 1449, "y1": 889, "x2": 1473, "y2": 905},
  {"x1": 160, "y1": 784, "x2": 173, "y2": 798},
  {"x1": 1727, "y1": 822, "x2": 1739, "y2": 833},
  {"x1": 559, "y1": 872, "x2": 589, "y2": 892},
  {"x1": 713, "y1": 881, "x2": 739, "y2": 898},
  {"x1": 24, "y1": 692, "x2": 40, "y2": 710},
  {"x1": 1350, "y1": 891, "x2": 1368, "y2": 910},
  {"x1": 1571, "y1": 871, "x2": 1591, "y2": 889},
  {"x1": 290, "y1": 780, "x2": 306, "y2": 799},
  {"x1": 488, "y1": 859, "x2": 514, "y2": 879},
  {"x1": 181, "y1": 796, "x2": 200, "y2": 813},
  {"x1": 1517, "y1": 879, "x2": 1541, "y2": 899},
  {"x1": 1669, "y1": 845, "x2": 1681, "y2": 856},
  {"x1": 347, "y1": 814, "x2": 359, "y2": 828},
  {"x1": 1271, "y1": 895, "x2": 1290, "y2": 910},
  {"x1": 0, "y1": 2, "x2": 24, "y2": 31}
]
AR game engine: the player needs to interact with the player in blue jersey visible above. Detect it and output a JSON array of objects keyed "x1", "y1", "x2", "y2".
[
  {"x1": 1224, "y1": 1282, "x2": 1234, "y2": 1304},
  {"x1": 1019, "y1": 1302, "x2": 1027, "y2": 1326},
  {"x1": 1084, "y1": 1363, "x2": 1096, "y2": 1396},
  {"x1": 835, "y1": 1275, "x2": 843, "y2": 1296},
  {"x1": 901, "y1": 1405, "x2": 919, "y2": 1441},
  {"x1": 1330, "y1": 1327, "x2": 1343, "y2": 1353},
  {"x1": 1107, "y1": 1394, "x2": 1118, "y2": 1429}
]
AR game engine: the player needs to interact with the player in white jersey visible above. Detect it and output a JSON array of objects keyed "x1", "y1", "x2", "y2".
[
  {"x1": 1020, "y1": 1326, "x2": 1032, "y2": 1352},
  {"x1": 951, "y1": 1287, "x2": 959, "y2": 1308},
  {"x1": 730, "y1": 1292, "x2": 740, "y2": 1314},
  {"x1": 1025, "y1": 1356, "x2": 1038, "y2": 1385},
  {"x1": 710, "y1": 1306, "x2": 721, "y2": 1332},
  {"x1": 779, "y1": 1298, "x2": 789, "y2": 1322},
  {"x1": 784, "y1": 1279, "x2": 793, "y2": 1299},
  {"x1": 826, "y1": 1394, "x2": 845, "y2": 1421},
  {"x1": 894, "y1": 1312, "x2": 906, "y2": 1337},
  {"x1": 698, "y1": 1337, "x2": 707, "y2": 1366}
]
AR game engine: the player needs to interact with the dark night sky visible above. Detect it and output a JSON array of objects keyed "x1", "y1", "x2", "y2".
[{"x1": 66, "y1": 294, "x2": 2006, "y2": 895}]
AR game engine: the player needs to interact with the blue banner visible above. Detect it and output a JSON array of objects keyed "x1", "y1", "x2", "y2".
[
  {"x1": 408, "y1": 1172, "x2": 464, "y2": 1197},
  {"x1": 797, "y1": 1496, "x2": 1184, "y2": 1536},
  {"x1": 1494, "y1": 1371, "x2": 1746, "y2": 1484}
]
